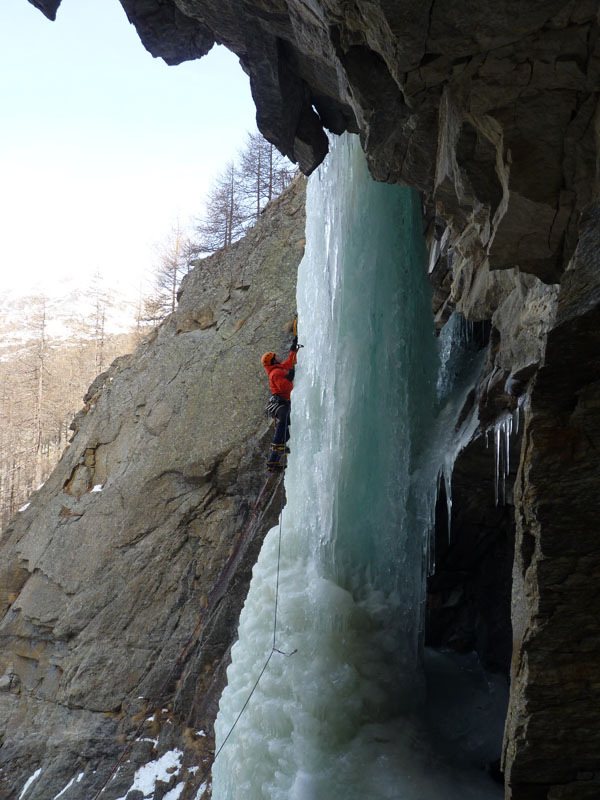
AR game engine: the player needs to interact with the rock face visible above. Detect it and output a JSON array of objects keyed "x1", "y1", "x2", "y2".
[
  {"x1": 503, "y1": 205, "x2": 600, "y2": 800},
  {"x1": 0, "y1": 177, "x2": 306, "y2": 799},
  {"x1": 16, "y1": 1, "x2": 600, "y2": 797}
]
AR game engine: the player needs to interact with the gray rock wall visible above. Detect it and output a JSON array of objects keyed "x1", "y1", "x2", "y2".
[{"x1": 0, "y1": 176, "x2": 306, "y2": 800}]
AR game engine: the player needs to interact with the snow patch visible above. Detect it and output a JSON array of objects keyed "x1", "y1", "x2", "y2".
[
  {"x1": 114, "y1": 749, "x2": 183, "y2": 799},
  {"x1": 91, "y1": 484, "x2": 103, "y2": 493},
  {"x1": 18, "y1": 503, "x2": 30, "y2": 512},
  {"x1": 163, "y1": 783, "x2": 186, "y2": 800},
  {"x1": 18, "y1": 769, "x2": 42, "y2": 799},
  {"x1": 54, "y1": 772, "x2": 85, "y2": 799}
]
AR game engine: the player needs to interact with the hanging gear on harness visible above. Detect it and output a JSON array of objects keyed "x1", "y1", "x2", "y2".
[{"x1": 265, "y1": 393, "x2": 286, "y2": 419}]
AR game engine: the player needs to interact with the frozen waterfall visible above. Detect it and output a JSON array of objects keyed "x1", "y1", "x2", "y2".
[{"x1": 212, "y1": 135, "x2": 503, "y2": 800}]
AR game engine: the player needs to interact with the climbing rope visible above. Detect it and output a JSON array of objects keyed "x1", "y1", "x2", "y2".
[
  {"x1": 189, "y1": 418, "x2": 294, "y2": 797},
  {"x1": 91, "y1": 470, "x2": 282, "y2": 800}
]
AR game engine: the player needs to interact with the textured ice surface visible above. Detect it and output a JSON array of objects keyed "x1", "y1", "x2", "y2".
[{"x1": 214, "y1": 135, "x2": 501, "y2": 799}]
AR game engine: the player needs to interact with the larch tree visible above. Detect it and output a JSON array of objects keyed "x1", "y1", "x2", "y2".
[
  {"x1": 195, "y1": 132, "x2": 296, "y2": 256},
  {"x1": 195, "y1": 160, "x2": 247, "y2": 253},
  {"x1": 143, "y1": 221, "x2": 199, "y2": 323},
  {"x1": 0, "y1": 291, "x2": 143, "y2": 529},
  {"x1": 29, "y1": 295, "x2": 51, "y2": 488},
  {"x1": 87, "y1": 271, "x2": 110, "y2": 373},
  {"x1": 239, "y1": 130, "x2": 296, "y2": 222}
]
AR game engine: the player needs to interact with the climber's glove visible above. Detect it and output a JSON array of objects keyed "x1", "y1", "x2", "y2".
[{"x1": 291, "y1": 335, "x2": 299, "y2": 352}]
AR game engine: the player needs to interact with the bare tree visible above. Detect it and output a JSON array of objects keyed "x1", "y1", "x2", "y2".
[
  {"x1": 87, "y1": 271, "x2": 110, "y2": 373},
  {"x1": 195, "y1": 132, "x2": 296, "y2": 256},
  {"x1": 27, "y1": 295, "x2": 51, "y2": 488},
  {"x1": 195, "y1": 160, "x2": 247, "y2": 253},
  {"x1": 239, "y1": 130, "x2": 296, "y2": 222},
  {"x1": 143, "y1": 221, "x2": 199, "y2": 323},
  {"x1": 0, "y1": 292, "x2": 142, "y2": 529}
]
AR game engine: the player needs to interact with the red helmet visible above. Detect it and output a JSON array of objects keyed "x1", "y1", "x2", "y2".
[{"x1": 261, "y1": 351, "x2": 276, "y2": 367}]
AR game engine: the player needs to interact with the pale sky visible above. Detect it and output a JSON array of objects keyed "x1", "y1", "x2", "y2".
[{"x1": 0, "y1": 0, "x2": 257, "y2": 300}]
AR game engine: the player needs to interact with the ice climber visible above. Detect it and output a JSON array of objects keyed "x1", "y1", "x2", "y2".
[{"x1": 262, "y1": 333, "x2": 299, "y2": 471}]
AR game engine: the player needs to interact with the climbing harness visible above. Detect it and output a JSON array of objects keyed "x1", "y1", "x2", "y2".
[
  {"x1": 91, "y1": 470, "x2": 284, "y2": 800},
  {"x1": 265, "y1": 393, "x2": 286, "y2": 419}
]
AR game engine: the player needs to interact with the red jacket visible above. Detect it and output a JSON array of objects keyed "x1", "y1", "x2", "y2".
[{"x1": 264, "y1": 350, "x2": 297, "y2": 401}]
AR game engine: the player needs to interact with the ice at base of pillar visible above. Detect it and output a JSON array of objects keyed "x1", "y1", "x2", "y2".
[{"x1": 212, "y1": 134, "x2": 503, "y2": 800}]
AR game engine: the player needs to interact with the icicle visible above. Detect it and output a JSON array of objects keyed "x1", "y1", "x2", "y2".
[
  {"x1": 505, "y1": 416, "x2": 512, "y2": 477},
  {"x1": 494, "y1": 425, "x2": 501, "y2": 506},
  {"x1": 500, "y1": 420, "x2": 505, "y2": 506},
  {"x1": 491, "y1": 414, "x2": 515, "y2": 506},
  {"x1": 428, "y1": 520, "x2": 436, "y2": 576},
  {"x1": 444, "y1": 469, "x2": 452, "y2": 543}
]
